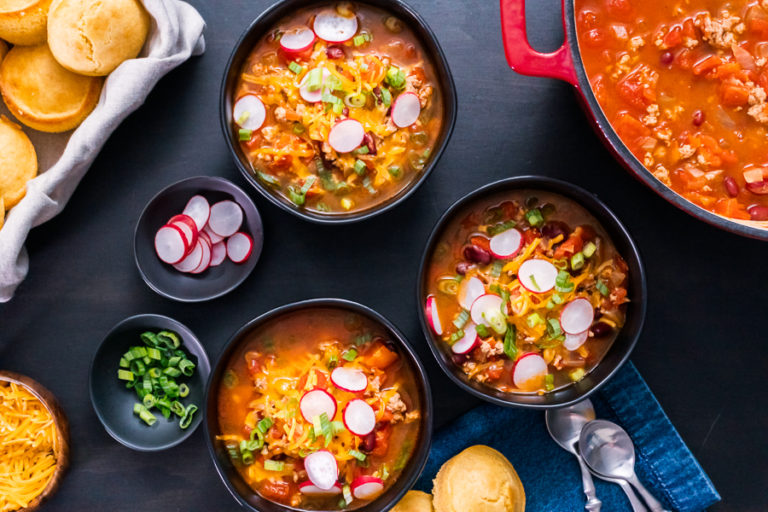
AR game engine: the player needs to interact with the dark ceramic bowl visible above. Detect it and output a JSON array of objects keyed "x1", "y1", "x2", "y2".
[
  {"x1": 220, "y1": 0, "x2": 457, "y2": 224},
  {"x1": 134, "y1": 176, "x2": 263, "y2": 302},
  {"x1": 90, "y1": 314, "x2": 211, "y2": 451},
  {"x1": 204, "y1": 298, "x2": 433, "y2": 512},
  {"x1": 417, "y1": 176, "x2": 647, "y2": 409}
]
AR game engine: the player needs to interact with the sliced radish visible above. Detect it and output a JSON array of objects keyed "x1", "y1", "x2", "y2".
[
  {"x1": 168, "y1": 214, "x2": 198, "y2": 247},
  {"x1": 343, "y1": 399, "x2": 376, "y2": 436},
  {"x1": 173, "y1": 240, "x2": 204, "y2": 273},
  {"x1": 470, "y1": 294, "x2": 506, "y2": 329},
  {"x1": 210, "y1": 241, "x2": 227, "y2": 267},
  {"x1": 458, "y1": 276, "x2": 485, "y2": 310},
  {"x1": 233, "y1": 95, "x2": 266, "y2": 131},
  {"x1": 190, "y1": 236, "x2": 212, "y2": 274},
  {"x1": 299, "y1": 67, "x2": 331, "y2": 103},
  {"x1": 513, "y1": 353, "x2": 548, "y2": 390},
  {"x1": 518, "y1": 259, "x2": 558, "y2": 294},
  {"x1": 425, "y1": 295, "x2": 442, "y2": 336},
  {"x1": 155, "y1": 225, "x2": 188, "y2": 264},
  {"x1": 198, "y1": 229, "x2": 212, "y2": 247},
  {"x1": 489, "y1": 228, "x2": 523, "y2": 259},
  {"x1": 560, "y1": 298, "x2": 595, "y2": 335},
  {"x1": 226, "y1": 232, "x2": 253, "y2": 264},
  {"x1": 328, "y1": 119, "x2": 365, "y2": 153},
  {"x1": 391, "y1": 92, "x2": 421, "y2": 128},
  {"x1": 563, "y1": 330, "x2": 589, "y2": 351},
  {"x1": 300, "y1": 389, "x2": 337, "y2": 423},
  {"x1": 168, "y1": 222, "x2": 194, "y2": 251},
  {"x1": 299, "y1": 481, "x2": 342, "y2": 497},
  {"x1": 182, "y1": 195, "x2": 211, "y2": 232},
  {"x1": 451, "y1": 323, "x2": 479, "y2": 354},
  {"x1": 331, "y1": 367, "x2": 367, "y2": 393},
  {"x1": 203, "y1": 224, "x2": 224, "y2": 244},
  {"x1": 280, "y1": 26, "x2": 316, "y2": 53},
  {"x1": 208, "y1": 200, "x2": 243, "y2": 237},
  {"x1": 313, "y1": 10, "x2": 358, "y2": 43},
  {"x1": 304, "y1": 450, "x2": 338, "y2": 491},
  {"x1": 351, "y1": 476, "x2": 384, "y2": 500}
]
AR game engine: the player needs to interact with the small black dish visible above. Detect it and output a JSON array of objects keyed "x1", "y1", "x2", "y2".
[
  {"x1": 220, "y1": 0, "x2": 458, "y2": 224},
  {"x1": 90, "y1": 314, "x2": 211, "y2": 451},
  {"x1": 134, "y1": 176, "x2": 263, "y2": 302},
  {"x1": 204, "y1": 298, "x2": 433, "y2": 512},
  {"x1": 417, "y1": 176, "x2": 647, "y2": 409}
]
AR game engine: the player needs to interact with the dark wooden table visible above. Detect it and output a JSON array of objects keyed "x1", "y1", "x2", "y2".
[{"x1": 1, "y1": 1, "x2": 765, "y2": 510}]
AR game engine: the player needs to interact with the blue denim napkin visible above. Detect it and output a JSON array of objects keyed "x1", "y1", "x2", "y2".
[{"x1": 415, "y1": 362, "x2": 719, "y2": 511}]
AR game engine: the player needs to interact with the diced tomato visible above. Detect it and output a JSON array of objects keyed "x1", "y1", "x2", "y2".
[
  {"x1": 260, "y1": 479, "x2": 292, "y2": 503},
  {"x1": 553, "y1": 231, "x2": 584, "y2": 260},
  {"x1": 605, "y1": 0, "x2": 632, "y2": 19},
  {"x1": 662, "y1": 25, "x2": 683, "y2": 49},
  {"x1": 713, "y1": 198, "x2": 751, "y2": 219},
  {"x1": 522, "y1": 228, "x2": 541, "y2": 245},
  {"x1": 485, "y1": 365, "x2": 504, "y2": 381},
  {"x1": 371, "y1": 425, "x2": 391, "y2": 457},
  {"x1": 365, "y1": 343, "x2": 399, "y2": 369},
  {"x1": 612, "y1": 112, "x2": 651, "y2": 147},
  {"x1": 298, "y1": 368, "x2": 329, "y2": 390},
  {"x1": 682, "y1": 18, "x2": 698, "y2": 39},
  {"x1": 583, "y1": 28, "x2": 606, "y2": 47},
  {"x1": 577, "y1": 8, "x2": 601, "y2": 31},
  {"x1": 245, "y1": 351, "x2": 261, "y2": 375},
  {"x1": 469, "y1": 235, "x2": 491, "y2": 252},
  {"x1": 747, "y1": 5, "x2": 768, "y2": 37},
  {"x1": 719, "y1": 80, "x2": 751, "y2": 107},
  {"x1": 692, "y1": 54, "x2": 722, "y2": 75},
  {"x1": 617, "y1": 65, "x2": 658, "y2": 109},
  {"x1": 715, "y1": 62, "x2": 742, "y2": 79},
  {"x1": 675, "y1": 48, "x2": 695, "y2": 70},
  {"x1": 591, "y1": 74, "x2": 608, "y2": 104}
]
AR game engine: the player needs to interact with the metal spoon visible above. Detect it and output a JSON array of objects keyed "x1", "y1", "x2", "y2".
[
  {"x1": 545, "y1": 399, "x2": 602, "y2": 511},
  {"x1": 579, "y1": 420, "x2": 669, "y2": 512},
  {"x1": 596, "y1": 476, "x2": 648, "y2": 511}
]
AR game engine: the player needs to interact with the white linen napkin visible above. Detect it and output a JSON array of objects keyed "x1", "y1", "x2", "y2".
[{"x1": 0, "y1": 0, "x2": 206, "y2": 302}]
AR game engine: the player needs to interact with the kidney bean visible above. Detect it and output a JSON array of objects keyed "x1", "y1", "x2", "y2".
[
  {"x1": 326, "y1": 45, "x2": 345, "y2": 59},
  {"x1": 455, "y1": 261, "x2": 472, "y2": 275},
  {"x1": 724, "y1": 176, "x2": 739, "y2": 197},
  {"x1": 692, "y1": 110, "x2": 705, "y2": 126},
  {"x1": 660, "y1": 51, "x2": 674, "y2": 65},
  {"x1": 748, "y1": 204, "x2": 768, "y2": 221},
  {"x1": 541, "y1": 220, "x2": 570, "y2": 240},
  {"x1": 360, "y1": 432, "x2": 376, "y2": 452},
  {"x1": 746, "y1": 181, "x2": 768, "y2": 195},
  {"x1": 463, "y1": 245, "x2": 492, "y2": 265},
  {"x1": 452, "y1": 353, "x2": 470, "y2": 365},
  {"x1": 342, "y1": 106, "x2": 349, "y2": 117},
  {"x1": 363, "y1": 132, "x2": 377, "y2": 155},
  {"x1": 590, "y1": 322, "x2": 613, "y2": 338}
]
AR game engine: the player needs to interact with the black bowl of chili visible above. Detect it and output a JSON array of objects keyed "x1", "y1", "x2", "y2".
[
  {"x1": 220, "y1": 0, "x2": 457, "y2": 224},
  {"x1": 417, "y1": 176, "x2": 647, "y2": 409},
  {"x1": 204, "y1": 298, "x2": 433, "y2": 511}
]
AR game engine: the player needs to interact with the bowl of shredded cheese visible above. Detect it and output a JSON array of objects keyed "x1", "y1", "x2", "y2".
[{"x1": 0, "y1": 371, "x2": 69, "y2": 512}]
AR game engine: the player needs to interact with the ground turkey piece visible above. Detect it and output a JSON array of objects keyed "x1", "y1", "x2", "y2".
[{"x1": 697, "y1": 12, "x2": 745, "y2": 49}]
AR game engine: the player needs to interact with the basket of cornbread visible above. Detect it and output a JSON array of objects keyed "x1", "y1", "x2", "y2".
[
  {"x1": 0, "y1": 0, "x2": 205, "y2": 301},
  {"x1": 392, "y1": 445, "x2": 527, "y2": 512}
]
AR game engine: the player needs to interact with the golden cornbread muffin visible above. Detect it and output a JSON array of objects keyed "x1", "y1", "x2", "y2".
[
  {"x1": 47, "y1": 0, "x2": 150, "y2": 76},
  {"x1": 432, "y1": 446, "x2": 525, "y2": 512},
  {"x1": 0, "y1": 0, "x2": 52, "y2": 45},
  {"x1": 0, "y1": 115, "x2": 37, "y2": 209},
  {"x1": 0, "y1": 44, "x2": 102, "y2": 132},
  {"x1": 392, "y1": 490, "x2": 434, "y2": 512},
  {"x1": 0, "y1": 39, "x2": 8, "y2": 62}
]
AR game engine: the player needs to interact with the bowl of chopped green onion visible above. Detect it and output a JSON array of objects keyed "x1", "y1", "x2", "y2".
[{"x1": 90, "y1": 314, "x2": 211, "y2": 451}]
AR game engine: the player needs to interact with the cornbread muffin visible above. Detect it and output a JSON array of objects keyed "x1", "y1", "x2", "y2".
[
  {"x1": 0, "y1": 0, "x2": 52, "y2": 45},
  {"x1": 47, "y1": 0, "x2": 150, "y2": 76},
  {"x1": 0, "y1": 39, "x2": 7, "y2": 62},
  {"x1": 392, "y1": 490, "x2": 434, "y2": 512},
  {"x1": 0, "y1": 198, "x2": 5, "y2": 229},
  {"x1": 432, "y1": 445, "x2": 525, "y2": 512},
  {"x1": 0, "y1": 115, "x2": 37, "y2": 209},
  {"x1": 0, "y1": 44, "x2": 102, "y2": 132}
]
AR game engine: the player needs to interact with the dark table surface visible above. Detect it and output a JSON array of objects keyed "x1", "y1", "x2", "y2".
[{"x1": 1, "y1": 0, "x2": 766, "y2": 510}]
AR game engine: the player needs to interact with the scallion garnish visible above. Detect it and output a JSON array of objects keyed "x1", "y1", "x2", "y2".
[
  {"x1": 583, "y1": 241, "x2": 597, "y2": 258},
  {"x1": 387, "y1": 165, "x2": 401, "y2": 178},
  {"x1": 257, "y1": 417, "x2": 273, "y2": 434},
  {"x1": 546, "y1": 318, "x2": 562, "y2": 338},
  {"x1": 257, "y1": 171, "x2": 280, "y2": 186},
  {"x1": 526, "y1": 312, "x2": 544, "y2": 327},
  {"x1": 545, "y1": 373, "x2": 555, "y2": 391},
  {"x1": 571, "y1": 252, "x2": 585, "y2": 270},
  {"x1": 353, "y1": 159, "x2": 367, "y2": 175},
  {"x1": 453, "y1": 310, "x2": 470, "y2": 329},
  {"x1": 385, "y1": 66, "x2": 406, "y2": 89},
  {"x1": 525, "y1": 208, "x2": 544, "y2": 226},
  {"x1": 528, "y1": 274, "x2": 541, "y2": 291},
  {"x1": 353, "y1": 145, "x2": 369, "y2": 155},
  {"x1": 380, "y1": 87, "x2": 392, "y2": 107},
  {"x1": 490, "y1": 260, "x2": 503, "y2": 278},
  {"x1": 288, "y1": 61, "x2": 303, "y2": 74},
  {"x1": 362, "y1": 176, "x2": 376, "y2": 194},
  {"x1": 264, "y1": 459, "x2": 285, "y2": 471},
  {"x1": 475, "y1": 324, "x2": 490, "y2": 338},
  {"x1": 349, "y1": 449, "x2": 367, "y2": 462},
  {"x1": 447, "y1": 330, "x2": 465, "y2": 345},
  {"x1": 596, "y1": 280, "x2": 610, "y2": 296},
  {"x1": 503, "y1": 323, "x2": 517, "y2": 360},
  {"x1": 305, "y1": 68, "x2": 322, "y2": 91},
  {"x1": 487, "y1": 220, "x2": 517, "y2": 236},
  {"x1": 342, "y1": 349, "x2": 357, "y2": 361},
  {"x1": 239, "y1": 128, "x2": 252, "y2": 141},
  {"x1": 555, "y1": 270, "x2": 574, "y2": 293}
]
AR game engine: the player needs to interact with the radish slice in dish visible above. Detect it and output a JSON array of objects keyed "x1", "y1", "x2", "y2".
[
  {"x1": 203, "y1": 224, "x2": 224, "y2": 244},
  {"x1": 280, "y1": 26, "x2": 316, "y2": 53},
  {"x1": 563, "y1": 330, "x2": 589, "y2": 351},
  {"x1": 210, "y1": 242, "x2": 227, "y2": 267},
  {"x1": 182, "y1": 195, "x2": 211, "y2": 231},
  {"x1": 458, "y1": 276, "x2": 485, "y2": 310},
  {"x1": 299, "y1": 481, "x2": 342, "y2": 496},
  {"x1": 155, "y1": 225, "x2": 187, "y2": 264},
  {"x1": 226, "y1": 232, "x2": 253, "y2": 263},
  {"x1": 351, "y1": 476, "x2": 384, "y2": 500},
  {"x1": 173, "y1": 240, "x2": 204, "y2": 273},
  {"x1": 168, "y1": 214, "x2": 198, "y2": 246},
  {"x1": 169, "y1": 221, "x2": 195, "y2": 250},
  {"x1": 313, "y1": 10, "x2": 358, "y2": 43},
  {"x1": 328, "y1": 119, "x2": 365, "y2": 153},
  {"x1": 512, "y1": 353, "x2": 548, "y2": 390},
  {"x1": 343, "y1": 399, "x2": 376, "y2": 436},
  {"x1": 331, "y1": 367, "x2": 367, "y2": 392},
  {"x1": 299, "y1": 67, "x2": 331, "y2": 103},
  {"x1": 560, "y1": 298, "x2": 594, "y2": 334},
  {"x1": 303, "y1": 450, "x2": 338, "y2": 491},
  {"x1": 518, "y1": 259, "x2": 557, "y2": 293},
  {"x1": 451, "y1": 323, "x2": 479, "y2": 354},
  {"x1": 425, "y1": 295, "x2": 442, "y2": 335},
  {"x1": 208, "y1": 200, "x2": 243, "y2": 237},
  {"x1": 470, "y1": 294, "x2": 505, "y2": 328},
  {"x1": 391, "y1": 92, "x2": 421, "y2": 127},
  {"x1": 233, "y1": 95, "x2": 266, "y2": 131},
  {"x1": 300, "y1": 389, "x2": 337, "y2": 423},
  {"x1": 198, "y1": 229, "x2": 212, "y2": 248},
  {"x1": 190, "y1": 236, "x2": 212, "y2": 274},
  {"x1": 489, "y1": 228, "x2": 522, "y2": 259}
]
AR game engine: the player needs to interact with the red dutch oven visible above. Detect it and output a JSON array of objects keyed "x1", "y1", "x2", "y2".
[{"x1": 499, "y1": 0, "x2": 768, "y2": 240}]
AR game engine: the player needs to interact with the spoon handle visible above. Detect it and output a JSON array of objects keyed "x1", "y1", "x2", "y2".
[
  {"x1": 628, "y1": 474, "x2": 668, "y2": 512},
  {"x1": 616, "y1": 479, "x2": 648, "y2": 512},
  {"x1": 576, "y1": 456, "x2": 602, "y2": 511}
]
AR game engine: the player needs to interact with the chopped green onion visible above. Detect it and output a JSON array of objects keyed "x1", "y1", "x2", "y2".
[
  {"x1": 354, "y1": 332, "x2": 372, "y2": 345},
  {"x1": 305, "y1": 68, "x2": 322, "y2": 91},
  {"x1": 163, "y1": 367, "x2": 182, "y2": 378},
  {"x1": 387, "y1": 165, "x2": 401, "y2": 178},
  {"x1": 546, "y1": 318, "x2": 562, "y2": 338},
  {"x1": 487, "y1": 220, "x2": 517, "y2": 236},
  {"x1": 452, "y1": 310, "x2": 470, "y2": 329},
  {"x1": 348, "y1": 449, "x2": 367, "y2": 462},
  {"x1": 264, "y1": 459, "x2": 285, "y2": 471},
  {"x1": 288, "y1": 61, "x2": 303, "y2": 74},
  {"x1": 525, "y1": 208, "x2": 544, "y2": 226},
  {"x1": 353, "y1": 159, "x2": 367, "y2": 175},
  {"x1": 569, "y1": 368, "x2": 586, "y2": 382},
  {"x1": 528, "y1": 274, "x2": 541, "y2": 292},
  {"x1": 240, "y1": 449, "x2": 254, "y2": 465},
  {"x1": 236, "y1": 111, "x2": 250, "y2": 126},
  {"x1": 292, "y1": 122, "x2": 305, "y2": 135},
  {"x1": 331, "y1": 421, "x2": 346, "y2": 435},
  {"x1": 142, "y1": 393, "x2": 156, "y2": 408},
  {"x1": 571, "y1": 252, "x2": 585, "y2": 270},
  {"x1": 133, "y1": 403, "x2": 157, "y2": 426},
  {"x1": 342, "y1": 349, "x2": 357, "y2": 361},
  {"x1": 170, "y1": 400, "x2": 186, "y2": 417},
  {"x1": 596, "y1": 280, "x2": 610, "y2": 296},
  {"x1": 345, "y1": 92, "x2": 367, "y2": 108},
  {"x1": 475, "y1": 324, "x2": 490, "y2": 338},
  {"x1": 385, "y1": 66, "x2": 406, "y2": 89},
  {"x1": 179, "y1": 404, "x2": 198, "y2": 429},
  {"x1": 447, "y1": 330, "x2": 465, "y2": 345},
  {"x1": 545, "y1": 373, "x2": 555, "y2": 391},
  {"x1": 380, "y1": 87, "x2": 392, "y2": 107},
  {"x1": 362, "y1": 176, "x2": 376, "y2": 194},
  {"x1": 555, "y1": 271, "x2": 574, "y2": 293},
  {"x1": 117, "y1": 369, "x2": 134, "y2": 381},
  {"x1": 119, "y1": 357, "x2": 129, "y2": 369},
  {"x1": 258, "y1": 417, "x2": 273, "y2": 434},
  {"x1": 503, "y1": 324, "x2": 518, "y2": 360},
  {"x1": 238, "y1": 128, "x2": 252, "y2": 141},
  {"x1": 490, "y1": 260, "x2": 503, "y2": 278},
  {"x1": 342, "y1": 484, "x2": 353, "y2": 506},
  {"x1": 353, "y1": 145, "x2": 369, "y2": 155},
  {"x1": 178, "y1": 383, "x2": 189, "y2": 398},
  {"x1": 551, "y1": 293, "x2": 564, "y2": 304},
  {"x1": 526, "y1": 312, "x2": 544, "y2": 327},
  {"x1": 381, "y1": 464, "x2": 390, "y2": 480},
  {"x1": 583, "y1": 241, "x2": 597, "y2": 258},
  {"x1": 257, "y1": 171, "x2": 280, "y2": 186},
  {"x1": 179, "y1": 359, "x2": 195, "y2": 377}
]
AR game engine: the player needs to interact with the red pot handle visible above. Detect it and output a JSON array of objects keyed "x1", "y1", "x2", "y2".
[{"x1": 500, "y1": 0, "x2": 578, "y2": 86}]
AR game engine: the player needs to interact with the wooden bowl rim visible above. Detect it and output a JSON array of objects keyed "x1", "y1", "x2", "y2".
[{"x1": 0, "y1": 371, "x2": 70, "y2": 512}]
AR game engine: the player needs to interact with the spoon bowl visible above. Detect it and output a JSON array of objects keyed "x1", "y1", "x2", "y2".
[{"x1": 546, "y1": 398, "x2": 597, "y2": 453}]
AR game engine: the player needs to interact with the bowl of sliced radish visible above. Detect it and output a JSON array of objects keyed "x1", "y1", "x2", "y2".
[
  {"x1": 417, "y1": 176, "x2": 647, "y2": 409},
  {"x1": 134, "y1": 176, "x2": 263, "y2": 302}
]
